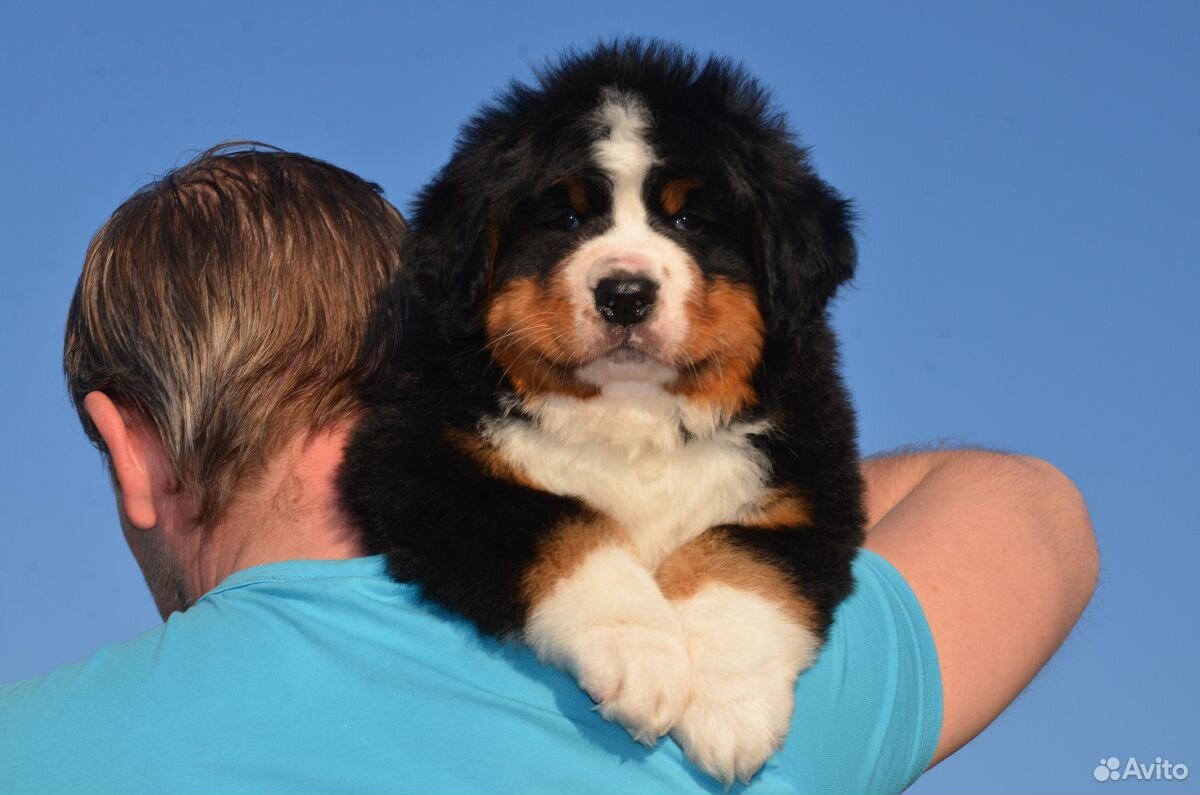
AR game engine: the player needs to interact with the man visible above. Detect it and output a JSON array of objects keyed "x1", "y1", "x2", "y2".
[{"x1": 0, "y1": 144, "x2": 1097, "y2": 794}]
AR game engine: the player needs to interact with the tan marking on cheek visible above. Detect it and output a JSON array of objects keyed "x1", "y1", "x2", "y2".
[
  {"x1": 660, "y1": 177, "x2": 703, "y2": 217},
  {"x1": 485, "y1": 276, "x2": 599, "y2": 400},
  {"x1": 656, "y1": 530, "x2": 817, "y2": 629},
  {"x1": 672, "y1": 278, "x2": 765, "y2": 419},
  {"x1": 521, "y1": 515, "x2": 630, "y2": 610},
  {"x1": 444, "y1": 427, "x2": 539, "y2": 490},
  {"x1": 556, "y1": 177, "x2": 590, "y2": 214},
  {"x1": 742, "y1": 489, "x2": 813, "y2": 529}
]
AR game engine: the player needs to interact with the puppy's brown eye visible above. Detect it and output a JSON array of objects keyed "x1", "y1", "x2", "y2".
[
  {"x1": 673, "y1": 213, "x2": 705, "y2": 232},
  {"x1": 551, "y1": 210, "x2": 583, "y2": 231}
]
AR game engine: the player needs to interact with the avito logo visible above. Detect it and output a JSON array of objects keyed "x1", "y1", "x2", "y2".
[{"x1": 1094, "y1": 756, "x2": 1189, "y2": 783}]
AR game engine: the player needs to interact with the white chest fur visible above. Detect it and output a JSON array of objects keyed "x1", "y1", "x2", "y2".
[{"x1": 485, "y1": 386, "x2": 772, "y2": 569}]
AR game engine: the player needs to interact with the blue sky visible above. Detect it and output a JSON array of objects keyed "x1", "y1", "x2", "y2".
[{"x1": 1, "y1": 2, "x2": 1197, "y2": 792}]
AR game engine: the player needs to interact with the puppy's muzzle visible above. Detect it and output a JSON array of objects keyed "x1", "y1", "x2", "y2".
[{"x1": 594, "y1": 275, "x2": 658, "y2": 326}]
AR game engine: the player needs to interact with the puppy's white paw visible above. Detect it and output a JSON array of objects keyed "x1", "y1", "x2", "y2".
[
  {"x1": 525, "y1": 546, "x2": 692, "y2": 745},
  {"x1": 574, "y1": 620, "x2": 692, "y2": 744},
  {"x1": 670, "y1": 583, "x2": 821, "y2": 785},
  {"x1": 671, "y1": 670, "x2": 794, "y2": 785}
]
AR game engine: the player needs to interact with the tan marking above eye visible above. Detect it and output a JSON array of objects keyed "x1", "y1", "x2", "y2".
[
  {"x1": 660, "y1": 177, "x2": 703, "y2": 217},
  {"x1": 554, "y1": 176, "x2": 590, "y2": 214}
]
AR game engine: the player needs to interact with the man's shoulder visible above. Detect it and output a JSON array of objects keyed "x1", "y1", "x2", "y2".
[
  {"x1": 0, "y1": 557, "x2": 693, "y2": 794},
  {"x1": 0, "y1": 557, "x2": 426, "y2": 724},
  {"x1": 0, "y1": 553, "x2": 941, "y2": 795},
  {"x1": 0, "y1": 612, "x2": 193, "y2": 794},
  {"x1": 0, "y1": 559, "x2": 408, "y2": 793},
  {"x1": 1, "y1": 558, "x2": 375, "y2": 718},
  {"x1": 0, "y1": 619, "x2": 166, "y2": 726}
]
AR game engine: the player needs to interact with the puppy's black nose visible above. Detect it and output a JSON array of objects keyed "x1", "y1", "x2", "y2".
[{"x1": 594, "y1": 276, "x2": 658, "y2": 326}]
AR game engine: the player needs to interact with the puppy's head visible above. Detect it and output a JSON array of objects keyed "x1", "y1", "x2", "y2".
[{"x1": 403, "y1": 40, "x2": 855, "y2": 419}]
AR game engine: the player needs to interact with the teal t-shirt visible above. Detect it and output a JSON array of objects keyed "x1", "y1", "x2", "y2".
[{"x1": 0, "y1": 550, "x2": 940, "y2": 794}]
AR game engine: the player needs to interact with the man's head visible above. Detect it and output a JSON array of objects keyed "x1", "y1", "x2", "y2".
[{"x1": 64, "y1": 143, "x2": 405, "y2": 614}]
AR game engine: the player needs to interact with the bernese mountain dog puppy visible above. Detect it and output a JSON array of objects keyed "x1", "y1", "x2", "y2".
[{"x1": 339, "y1": 40, "x2": 865, "y2": 785}]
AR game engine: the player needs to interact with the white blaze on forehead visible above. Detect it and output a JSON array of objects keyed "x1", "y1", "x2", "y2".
[{"x1": 592, "y1": 94, "x2": 656, "y2": 228}]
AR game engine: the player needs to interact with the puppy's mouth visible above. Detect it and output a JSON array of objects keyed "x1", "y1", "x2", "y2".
[
  {"x1": 599, "y1": 341, "x2": 661, "y2": 365},
  {"x1": 572, "y1": 332, "x2": 683, "y2": 387}
]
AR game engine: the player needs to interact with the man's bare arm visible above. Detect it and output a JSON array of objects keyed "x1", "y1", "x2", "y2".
[{"x1": 861, "y1": 449, "x2": 1099, "y2": 766}]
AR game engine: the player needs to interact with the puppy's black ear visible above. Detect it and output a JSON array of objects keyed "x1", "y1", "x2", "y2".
[
  {"x1": 401, "y1": 166, "x2": 494, "y2": 339},
  {"x1": 752, "y1": 144, "x2": 857, "y2": 339}
]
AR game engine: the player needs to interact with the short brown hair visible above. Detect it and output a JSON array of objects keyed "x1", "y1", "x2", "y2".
[{"x1": 65, "y1": 142, "x2": 405, "y2": 526}]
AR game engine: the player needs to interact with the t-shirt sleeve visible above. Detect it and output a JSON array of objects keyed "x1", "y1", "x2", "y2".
[{"x1": 758, "y1": 549, "x2": 942, "y2": 794}]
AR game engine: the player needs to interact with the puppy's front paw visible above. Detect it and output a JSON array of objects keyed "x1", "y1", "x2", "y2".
[
  {"x1": 671, "y1": 670, "x2": 794, "y2": 786},
  {"x1": 669, "y1": 583, "x2": 821, "y2": 785},
  {"x1": 524, "y1": 547, "x2": 692, "y2": 744},
  {"x1": 573, "y1": 620, "x2": 692, "y2": 743}
]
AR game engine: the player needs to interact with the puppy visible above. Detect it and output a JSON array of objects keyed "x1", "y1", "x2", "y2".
[{"x1": 339, "y1": 40, "x2": 865, "y2": 785}]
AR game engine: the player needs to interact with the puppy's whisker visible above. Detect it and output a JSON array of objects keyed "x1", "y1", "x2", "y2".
[
  {"x1": 487, "y1": 312, "x2": 557, "y2": 343},
  {"x1": 694, "y1": 327, "x2": 757, "y2": 371},
  {"x1": 487, "y1": 315, "x2": 558, "y2": 356},
  {"x1": 497, "y1": 328, "x2": 565, "y2": 391},
  {"x1": 531, "y1": 328, "x2": 574, "y2": 395},
  {"x1": 492, "y1": 321, "x2": 555, "y2": 362}
]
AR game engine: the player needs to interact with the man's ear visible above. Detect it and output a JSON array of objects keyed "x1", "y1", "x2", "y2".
[{"x1": 83, "y1": 392, "x2": 157, "y2": 530}]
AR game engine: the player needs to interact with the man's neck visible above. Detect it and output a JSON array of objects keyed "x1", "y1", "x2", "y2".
[{"x1": 185, "y1": 423, "x2": 366, "y2": 601}]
